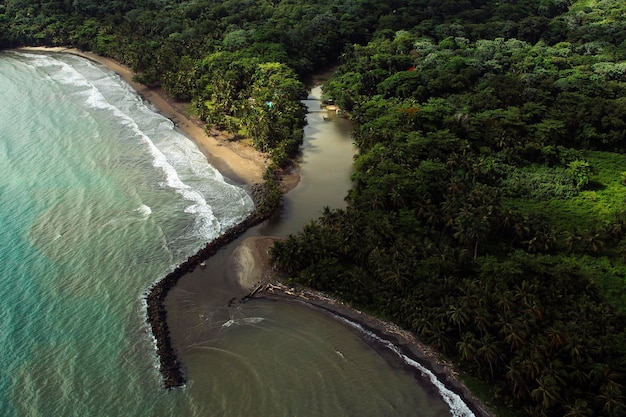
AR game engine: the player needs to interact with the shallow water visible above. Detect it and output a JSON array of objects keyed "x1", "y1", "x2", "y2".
[
  {"x1": 0, "y1": 51, "x2": 252, "y2": 417},
  {"x1": 173, "y1": 300, "x2": 453, "y2": 417}
]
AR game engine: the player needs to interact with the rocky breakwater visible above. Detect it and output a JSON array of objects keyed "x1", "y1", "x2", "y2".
[{"x1": 145, "y1": 183, "x2": 276, "y2": 389}]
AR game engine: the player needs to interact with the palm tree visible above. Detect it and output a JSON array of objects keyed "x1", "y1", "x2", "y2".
[
  {"x1": 477, "y1": 335, "x2": 502, "y2": 379},
  {"x1": 382, "y1": 263, "x2": 408, "y2": 290},
  {"x1": 457, "y1": 332, "x2": 478, "y2": 364},
  {"x1": 270, "y1": 235, "x2": 302, "y2": 274},
  {"x1": 505, "y1": 361, "x2": 531, "y2": 401},
  {"x1": 502, "y1": 321, "x2": 526, "y2": 351},
  {"x1": 440, "y1": 197, "x2": 459, "y2": 229},
  {"x1": 416, "y1": 199, "x2": 438, "y2": 224},
  {"x1": 319, "y1": 206, "x2": 336, "y2": 227},
  {"x1": 512, "y1": 217, "x2": 531, "y2": 245},
  {"x1": 458, "y1": 278, "x2": 480, "y2": 309},
  {"x1": 566, "y1": 337, "x2": 587, "y2": 363},
  {"x1": 432, "y1": 330, "x2": 455, "y2": 355},
  {"x1": 608, "y1": 218, "x2": 626, "y2": 239},
  {"x1": 520, "y1": 354, "x2": 543, "y2": 381},
  {"x1": 446, "y1": 177, "x2": 464, "y2": 196},
  {"x1": 530, "y1": 374, "x2": 561, "y2": 414},
  {"x1": 496, "y1": 289, "x2": 516, "y2": 313},
  {"x1": 514, "y1": 280, "x2": 537, "y2": 310},
  {"x1": 453, "y1": 208, "x2": 490, "y2": 259},
  {"x1": 545, "y1": 325, "x2": 568, "y2": 350},
  {"x1": 388, "y1": 186, "x2": 405, "y2": 208},
  {"x1": 474, "y1": 307, "x2": 492, "y2": 335},
  {"x1": 565, "y1": 229, "x2": 583, "y2": 253},
  {"x1": 563, "y1": 399, "x2": 593, "y2": 417},
  {"x1": 585, "y1": 232, "x2": 604, "y2": 254},
  {"x1": 447, "y1": 304, "x2": 470, "y2": 337},
  {"x1": 596, "y1": 380, "x2": 626, "y2": 416},
  {"x1": 565, "y1": 362, "x2": 589, "y2": 387}
]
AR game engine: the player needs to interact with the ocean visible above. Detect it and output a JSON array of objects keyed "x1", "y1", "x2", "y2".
[
  {"x1": 0, "y1": 51, "x2": 253, "y2": 416},
  {"x1": 0, "y1": 51, "x2": 473, "y2": 417}
]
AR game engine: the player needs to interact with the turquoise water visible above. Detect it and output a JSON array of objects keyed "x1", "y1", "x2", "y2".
[{"x1": 0, "y1": 51, "x2": 253, "y2": 417}]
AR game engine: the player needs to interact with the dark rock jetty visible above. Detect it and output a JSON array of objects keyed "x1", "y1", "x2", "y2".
[{"x1": 145, "y1": 183, "x2": 275, "y2": 389}]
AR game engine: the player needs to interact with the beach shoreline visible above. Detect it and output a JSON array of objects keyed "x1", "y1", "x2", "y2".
[
  {"x1": 14, "y1": 46, "x2": 270, "y2": 187},
  {"x1": 251, "y1": 288, "x2": 495, "y2": 417}
]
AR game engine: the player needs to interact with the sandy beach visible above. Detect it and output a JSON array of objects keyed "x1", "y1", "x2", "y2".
[{"x1": 16, "y1": 46, "x2": 269, "y2": 186}]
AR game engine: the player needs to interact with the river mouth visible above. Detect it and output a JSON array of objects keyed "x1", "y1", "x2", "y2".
[
  {"x1": 168, "y1": 294, "x2": 454, "y2": 417},
  {"x1": 163, "y1": 87, "x2": 466, "y2": 416}
]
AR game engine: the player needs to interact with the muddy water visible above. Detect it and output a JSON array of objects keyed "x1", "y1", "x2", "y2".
[
  {"x1": 164, "y1": 87, "x2": 463, "y2": 416},
  {"x1": 261, "y1": 86, "x2": 356, "y2": 237}
]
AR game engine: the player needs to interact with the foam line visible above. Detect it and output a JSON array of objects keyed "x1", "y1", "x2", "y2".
[
  {"x1": 19, "y1": 52, "x2": 222, "y2": 240},
  {"x1": 336, "y1": 316, "x2": 476, "y2": 417}
]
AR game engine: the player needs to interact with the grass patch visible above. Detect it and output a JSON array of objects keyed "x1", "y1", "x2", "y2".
[
  {"x1": 576, "y1": 255, "x2": 626, "y2": 314},
  {"x1": 504, "y1": 150, "x2": 626, "y2": 233}
]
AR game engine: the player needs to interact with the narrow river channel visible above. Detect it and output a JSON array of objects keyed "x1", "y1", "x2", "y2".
[
  {"x1": 261, "y1": 87, "x2": 356, "y2": 237},
  {"x1": 164, "y1": 87, "x2": 469, "y2": 417}
]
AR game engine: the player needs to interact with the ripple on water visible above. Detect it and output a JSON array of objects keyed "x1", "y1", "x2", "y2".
[{"x1": 175, "y1": 301, "x2": 454, "y2": 417}]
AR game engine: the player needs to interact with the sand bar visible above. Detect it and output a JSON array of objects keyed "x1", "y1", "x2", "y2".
[{"x1": 15, "y1": 46, "x2": 268, "y2": 186}]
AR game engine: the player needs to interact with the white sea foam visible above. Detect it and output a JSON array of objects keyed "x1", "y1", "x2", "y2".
[
  {"x1": 336, "y1": 316, "x2": 476, "y2": 417},
  {"x1": 22, "y1": 53, "x2": 225, "y2": 241},
  {"x1": 222, "y1": 317, "x2": 264, "y2": 328},
  {"x1": 138, "y1": 294, "x2": 160, "y2": 365},
  {"x1": 24, "y1": 52, "x2": 254, "y2": 243},
  {"x1": 242, "y1": 317, "x2": 264, "y2": 324},
  {"x1": 158, "y1": 135, "x2": 225, "y2": 182},
  {"x1": 135, "y1": 204, "x2": 152, "y2": 217}
]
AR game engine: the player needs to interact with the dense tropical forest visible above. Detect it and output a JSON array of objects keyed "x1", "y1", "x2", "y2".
[{"x1": 2, "y1": 0, "x2": 626, "y2": 416}]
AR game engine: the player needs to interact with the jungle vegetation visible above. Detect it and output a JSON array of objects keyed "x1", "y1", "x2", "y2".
[{"x1": 2, "y1": 0, "x2": 626, "y2": 415}]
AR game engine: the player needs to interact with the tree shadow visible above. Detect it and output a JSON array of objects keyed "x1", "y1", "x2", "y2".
[{"x1": 585, "y1": 180, "x2": 605, "y2": 191}]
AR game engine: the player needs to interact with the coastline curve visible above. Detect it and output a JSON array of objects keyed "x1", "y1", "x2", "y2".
[
  {"x1": 245, "y1": 283, "x2": 495, "y2": 417},
  {"x1": 13, "y1": 48, "x2": 495, "y2": 416}
]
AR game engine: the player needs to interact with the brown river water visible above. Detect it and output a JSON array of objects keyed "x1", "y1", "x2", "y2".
[{"x1": 164, "y1": 87, "x2": 472, "y2": 417}]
